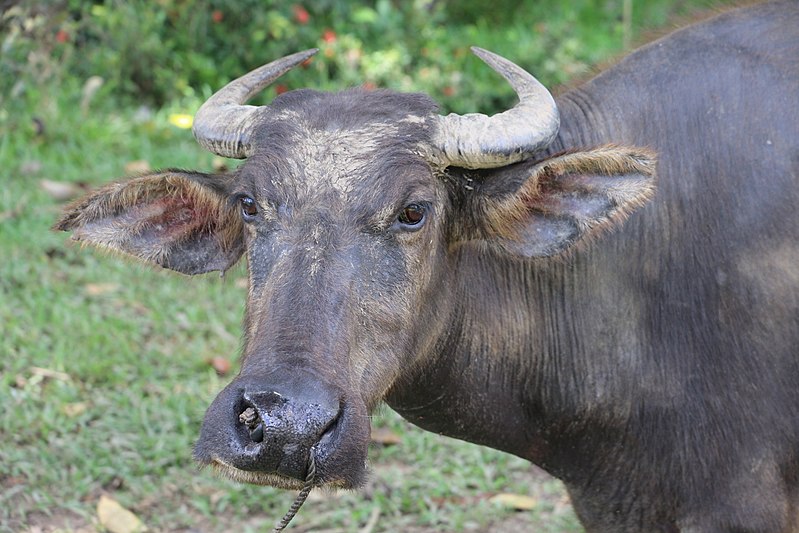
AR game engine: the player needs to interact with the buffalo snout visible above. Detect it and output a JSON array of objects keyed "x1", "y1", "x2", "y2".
[{"x1": 194, "y1": 371, "x2": 342, "y2": 485}]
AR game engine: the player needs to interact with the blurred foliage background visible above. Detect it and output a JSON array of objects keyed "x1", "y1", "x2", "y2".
[
  {"x1": 2, "y1": 1, "x2": 732, "y2": 532},
  {"x1": 3, "y1": 0, "x2": 718, "y2": 116}
]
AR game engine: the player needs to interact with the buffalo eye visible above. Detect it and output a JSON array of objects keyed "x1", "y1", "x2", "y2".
[
  {"x1": 240, "y1": 196, "x2": 258, "y2": 220},
  {"x1": 397, "y1": 203, "x2": 427, "y2": 228}
]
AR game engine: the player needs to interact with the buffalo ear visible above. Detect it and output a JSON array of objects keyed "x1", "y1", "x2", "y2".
[
  {"x1": 472, "y1": 146, "x2": 657, "y2": 257},
  {"x1": 54, "y1": 170, "x2": 245, "y2": 275}
]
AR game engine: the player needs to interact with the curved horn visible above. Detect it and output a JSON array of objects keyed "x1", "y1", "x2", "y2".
[
  {"x1": 192, "y1": 49, "x2": 318, "y2": 159},
  {"x1": 432, "y1": 47, "x2": 559, "y2": 169}
]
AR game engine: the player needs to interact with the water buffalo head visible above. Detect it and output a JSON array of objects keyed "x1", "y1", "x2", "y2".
[{"x1": 56, "y1": 49, "x2": 655, "y2": 490}]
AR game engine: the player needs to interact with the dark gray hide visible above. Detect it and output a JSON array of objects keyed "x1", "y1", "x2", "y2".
[
  {"x1": 56, "y1": 2, "x2": 799, "y2": 532},
  {"x1": 391, "y1": 3, "x2": 799, "y2": 531}
]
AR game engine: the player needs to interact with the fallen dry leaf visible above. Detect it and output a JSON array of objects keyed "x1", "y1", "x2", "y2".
[
  {"x1": 29, "y1": 367, "x2": 71, "y2": 382},
  {"x1": 84, "y1": 283, "x2": 120, "y2": 296},
  {"x1": 111, "y1": 299, "x2": 149, "y2": 317},
  {"x1": 40, "y1": 179, "x2": 83, "y2": 202},
  {"x1": 97, "y1": 495, "x2": 147, "y2": 533},
  {"x1": 62, "y1": 402, "x2": 88, "y2": 417},
  {"x1": 370, "y1": 427, "x2": 401, "y2": 446},
  {"x1": 124, "y1": 160, "x2": 151, "y2": 174},
  {"x1": 489, "y1": 492, "x2": 537, "y2": 511},
  {"x1": 81, "y1": 75, "x2": 104, "y2": 113},
  {"x1": 209, "y1": 356, "x2": 231, "y2": 376}
]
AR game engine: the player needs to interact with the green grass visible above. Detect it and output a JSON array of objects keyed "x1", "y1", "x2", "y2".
[
  {"x1": 1, "y1": 2, "x2": 733, "y2": 531},
  {"x1": 1, "y1": 80, "x2": 582, "y2": 533}
]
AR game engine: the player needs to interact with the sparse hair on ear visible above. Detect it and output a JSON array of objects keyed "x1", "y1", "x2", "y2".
[
  {"x1": 474, "y1": 145, "x2": 657, "y2": 258},
  {"x1": 55, "y1": 170, "x2": 245, "y2": 275}
]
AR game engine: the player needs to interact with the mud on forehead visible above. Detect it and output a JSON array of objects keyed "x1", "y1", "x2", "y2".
[{"x1": 246, "y1": 88, "x2": 439, "y2": 199}]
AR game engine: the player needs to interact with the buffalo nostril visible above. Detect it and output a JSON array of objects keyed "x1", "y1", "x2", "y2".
[
  {"x1": 250, "y1": 423, "x2": 264, "y2": 443},
  {"x1": 239, "y1": 406, "x2": 264, "y2": 442}
]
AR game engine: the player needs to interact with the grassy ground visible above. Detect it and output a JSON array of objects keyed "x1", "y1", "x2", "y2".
[
  {"x1": 2, "y1": 2, "x2": 732, "y2": 532},
  {"x1": 1, "y1": 75, "x2": 583, "y2": 533},
  {"x1": 1, "y1": 81, "x2": 582, "y2": 533}
]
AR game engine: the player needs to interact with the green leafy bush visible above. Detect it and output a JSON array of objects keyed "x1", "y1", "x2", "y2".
[{"x1": 1, "y1": 0, "x2": 712, "y2": 116}]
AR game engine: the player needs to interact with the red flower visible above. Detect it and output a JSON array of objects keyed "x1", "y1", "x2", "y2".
[
  {"x1": 276, "y1": 84, "x2": 289, "y2": 95},
  {"x1": 293, "y1": 5, "x2": 310, "y2": 25},
  {"x1": 211, "y1": 10, "x2": 224, "y2": 23},
  {"x1": 55, "y1": 30, "x2": 69, "y2": 44},
  {"x1": 322, "y1": 29, "x2": 337, "y2": 43},
  {"x1": 442, "y1": 86, "x2": 456, "y2": 97}
]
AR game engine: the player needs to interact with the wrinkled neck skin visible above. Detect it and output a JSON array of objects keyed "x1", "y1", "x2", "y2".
[
  {"x1": 389, "y1": 0, "x2": 799, "y2": 506},
  {"x1": 384, "y1": 26, "x2": 647, "y2": 469},
  {"x1": 385, "y1": 89, "x2": 622, "y2": 476},
  {"x1": 385, "y1": 207, "x2": 592, "y2": 476},
  {"x1": 389, "y1": 5, "x2": 799, "y2": 531}
]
